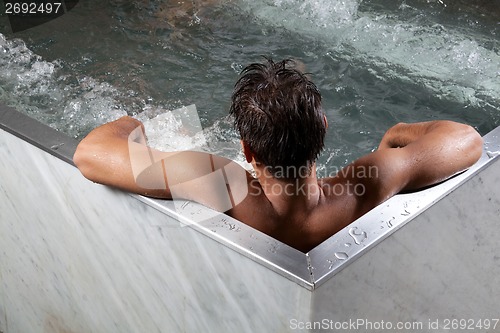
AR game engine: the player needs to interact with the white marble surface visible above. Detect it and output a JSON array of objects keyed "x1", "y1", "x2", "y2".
[
  {"x1": 311, "y1": 156, "x2": 500, "y2": 332},
  {"x1": 0, "y1": 129, "x2": 312, "y2": 333},
  {"x1": 3, "y1": 123, "x2": 500, "y2": 333}
]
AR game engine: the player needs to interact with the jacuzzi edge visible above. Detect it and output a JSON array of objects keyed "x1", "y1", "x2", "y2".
[
  {"x1": 310, "y1": 125, "x2": 500, "y2": 288},
  {"x1": 1, "y1": 103, "x2": 499, "y2": 291},
  {"x1": 0, "y1": 104, "x2": 313, "y2": 290}
]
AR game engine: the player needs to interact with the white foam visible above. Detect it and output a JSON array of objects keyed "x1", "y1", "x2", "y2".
[
  {"x1": 0, "y1": 34, "x2": 129, "y2": 137},
  {"x1": 0, "y1": 33, "x2": 249, "y2": 166},
  {"x1": 139, "y1": 104, "x2": 207, "y2": 152},
  {"x1": 139, "y1": 105, "x2": 252, "y2": 170},
  {"x1": 239, "y1": 0, "x2": 500, "y2": 107}
]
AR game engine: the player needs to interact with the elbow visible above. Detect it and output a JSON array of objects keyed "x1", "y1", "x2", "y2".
[
  {"x1": 462, "y1": 124, "x2": 483, "y2": 166},
  {"x1": 73, "y1": 139, "x2": 97, "y2": 181},
  {"x1": 471, "y1": 132, "x2": 484, "y2": 164}
]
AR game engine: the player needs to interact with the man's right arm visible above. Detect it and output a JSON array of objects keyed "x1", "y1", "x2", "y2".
[{"x1": 73, "y1": 116, "x2": 251, "y2": 212}]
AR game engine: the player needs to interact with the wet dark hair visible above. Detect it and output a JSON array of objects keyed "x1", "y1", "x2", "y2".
[{"x1": 229, "y1": 58, "x2": 326, "y2": 178}]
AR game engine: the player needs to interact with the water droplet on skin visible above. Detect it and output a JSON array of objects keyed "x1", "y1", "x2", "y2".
[
  {"x1": 335, "y1": 252, "x2": 349, "y2": 260},
  {"x1": 348, "y1": 227, "x2": 367, "y2": 245}
]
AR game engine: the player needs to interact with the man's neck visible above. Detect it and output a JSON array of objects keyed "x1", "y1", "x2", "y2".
[{"x1": 253, "y1": 163, "x2": 322, "y2": 217}]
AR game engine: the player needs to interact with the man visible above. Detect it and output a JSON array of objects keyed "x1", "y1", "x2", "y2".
[{"x1": 73, "y1": 58, "x2": 483, "y2": 252}]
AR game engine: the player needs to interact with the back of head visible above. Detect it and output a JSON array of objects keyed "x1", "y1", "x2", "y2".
[{"x1": 230, "y1": 58, "x2": 326, "y2": 179}]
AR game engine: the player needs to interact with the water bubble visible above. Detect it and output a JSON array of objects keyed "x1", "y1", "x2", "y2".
[
  {"x1": 348, "y1": 227, "x2": 367, "y2": 245},
  {"x1": 230, "y1": 62, "x2": 242, "y2": 73}
]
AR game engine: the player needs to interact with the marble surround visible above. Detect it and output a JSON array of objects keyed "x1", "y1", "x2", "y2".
[
  {"x1": 1, "y1": 106, "x2": 500, "y2": 332},
  {"x1": 0, "y1": 128, "x2": 312, "y2": 332},
  {"x1": 312, "y1": 156, "x2": 500, "y2": 332}
]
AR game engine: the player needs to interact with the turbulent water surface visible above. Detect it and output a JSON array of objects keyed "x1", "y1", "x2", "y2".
[{"x1": 0, "y1": 0, "x2": 499, "y2": 172}]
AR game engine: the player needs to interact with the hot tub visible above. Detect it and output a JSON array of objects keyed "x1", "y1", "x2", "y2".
[
  {"x1": 1, "y1": 0, "x2": 500, "y2": 331},
  {"x1": 1, "y1": 103, "x2": 500, "y2": 332}
]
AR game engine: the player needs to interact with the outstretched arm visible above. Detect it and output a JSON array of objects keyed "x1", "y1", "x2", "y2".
[
  {"x1": 73, "y1": 116, "x2": 251, "y2": 211},
  {"x1": 375, "y1": 120, "x2": 483, "y2": 191},
  {"x1": 328, "y1": 120, "x2": 483, "y2": 217}
]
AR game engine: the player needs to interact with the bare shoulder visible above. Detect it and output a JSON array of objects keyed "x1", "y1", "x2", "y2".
[{"x1": 317, "y1": 149, "x2": 411, "y2": 221}]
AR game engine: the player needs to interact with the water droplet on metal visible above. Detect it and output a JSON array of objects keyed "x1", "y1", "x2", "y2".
[
  {"x1": 335, "y1": 252, "x2": 349, "y2": 260},
  {"x1": 348, "y1": 227, "x2": 367, "y2": 245},
  {"x1": 50, "y1": 143, "x2": 64, "y2": 150},
  {"x1": 486, "y1": 150, "x2": 500, "y2": 158}
]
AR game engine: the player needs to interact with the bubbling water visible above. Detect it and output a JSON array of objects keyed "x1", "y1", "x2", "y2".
[
  {"x1": 237, "y1": 0, "x2": 500, "y2": 109},
  {"x1": 0, "y1": 34, "x2": 127, "y2": 137},
  {"x1": 0, "y1": 0, "x2": 499, "y2": 170}
]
